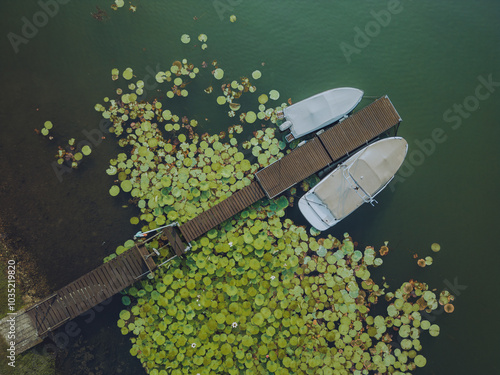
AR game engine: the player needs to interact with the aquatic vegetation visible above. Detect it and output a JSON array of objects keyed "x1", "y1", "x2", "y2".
[
  {"x1": 110, "y1": 1, "x2": 136, "y2": 12},
  {"x1": 117, "y1": 221, "x2": 452, "y2": 374},
  {"x1": 101, "y1": 110, "x2": 452, "y2": 373},
  {"x1": 41, "y1": 120, "x2": 53, "y2": 136},
  {"x1": 91, "y1": 6, "x2": 109, "y2": 21},
  {"x1": 95, "y1": 36, "x2": 453, "y2": 374},
  {"x1": 431, "y1": 243, "x2": 441, "y2": 252}
]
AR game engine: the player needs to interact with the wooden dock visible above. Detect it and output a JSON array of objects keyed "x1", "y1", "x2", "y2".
[
  {"x1": 256, "y1": 95, "x2": 401, "y2": 198},
  {"x1": 0, "y1": 95, "x2": 402, "y2": 356},
  {"x1": 179, "y1": 181, "x2": 266, "y2": 242},
  {"x1": 0, "y1": 245, "x2": 157, "y2": 354}
]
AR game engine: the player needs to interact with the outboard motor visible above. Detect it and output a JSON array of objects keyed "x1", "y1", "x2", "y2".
[{"x1": 279, "y1": 120, "x2": 292, "y2": 131}]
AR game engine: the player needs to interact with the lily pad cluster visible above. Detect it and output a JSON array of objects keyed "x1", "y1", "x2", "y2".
[
  {"x1": 111, "y1": 0, "x2": 137, "y2": 12},
  {"x1": 118, "y1": 221, "x2": 452, "y2": 374},
  {"x1": 210, "y1": 69, "x2": 285, "y2": 124},
  {"x1": 54, "y1": 137, "x2": 92, "y2": 169},
  {"x1": 95, "y1": 36, "x2": 453, "y2": 373},
  {"x1": 41, "y1": 120, "x2": 53, "y2": 136},
  {"x1": 106, "y1": 127, "x2": 278, "y2": 230},
  {"x1": 40, "y1": 120, "x2": 93, "y2": 169}
]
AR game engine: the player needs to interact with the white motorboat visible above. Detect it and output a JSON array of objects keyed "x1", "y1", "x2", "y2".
[
  {"x1": 280, "y1": 87, "x2": 364, "y2": 142},
  {"x1": 298, "y1": 137, "x2": 408, "y2": 230}
]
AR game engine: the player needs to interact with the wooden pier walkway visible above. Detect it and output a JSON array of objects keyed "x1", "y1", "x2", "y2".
[
  {"x1": 179, "y1": 181, "x2": 266, "y2": 242},
  {"x1": 0, "y1": 95, "x2": 401, "y2": 355},
  {"x1": 0, "y1": 245, "x2": 157, "y2": 354},
  {"x1": 256, "y1": 95, "x2": 401, "y2": 198}
]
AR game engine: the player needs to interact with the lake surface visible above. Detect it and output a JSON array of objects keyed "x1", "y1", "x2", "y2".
[{"x1": 1, "y1": 1, "x2": 499, "y2": 374}]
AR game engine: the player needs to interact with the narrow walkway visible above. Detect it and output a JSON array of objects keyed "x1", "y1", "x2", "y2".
[
  {"x1": 179, "y1": 181, "x2": 266, "y2": 242},
  {"x1": 0, "y1": 245, "x2": 156, "y2": 354}
]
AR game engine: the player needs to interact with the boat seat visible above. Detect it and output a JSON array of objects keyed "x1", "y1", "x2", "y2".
[{"x1": 279, "y1": 120, "x2": 292, "y2": 131}]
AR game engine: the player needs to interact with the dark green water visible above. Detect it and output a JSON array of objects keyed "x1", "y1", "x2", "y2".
[{"x1": 1, "y1": 1, "x2": 499, "y2": 374}]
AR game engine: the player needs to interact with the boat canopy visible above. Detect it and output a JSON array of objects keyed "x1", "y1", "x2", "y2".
[
  {"x1": 313, "y1": 170, "x2": 365, "y2": 220},
  {"x1": 284, "y1": 87, "x2": 363, "y2": 138},
  {"x1": 313, "y1": 137, "x2": 408, "y2": 220},
  {"x1": 347, "y1": 138, "x2": 408, "y2": 196}
]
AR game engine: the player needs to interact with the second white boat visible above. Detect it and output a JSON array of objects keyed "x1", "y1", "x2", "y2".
[
  {"x1": 279, "y1": 87, "x2": 364, "y2": 142},
  {"x1": 298, "y1": 137, "x2": 408, "y2": 231}
]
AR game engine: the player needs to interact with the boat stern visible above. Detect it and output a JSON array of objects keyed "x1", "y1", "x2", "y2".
[{"x1": 298, "y1": 194, "x2": 338, "y2": 231}]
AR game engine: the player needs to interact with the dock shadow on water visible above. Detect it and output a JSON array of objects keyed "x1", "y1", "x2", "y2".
[{"x1": 15, "y1": 296, "x2": 143, "y2": 375}]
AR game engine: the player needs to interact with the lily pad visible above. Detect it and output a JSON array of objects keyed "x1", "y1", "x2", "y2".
[
  {"x1": 431, "y1": 243, "x2": 441, "y2": 252},
  {"x1": 252, "y1": 70, "x2": 262, "y2": 79},
  {"x1": 269, "y1": 90, "x2": 280, "y2": 100},
  {"x1": 245, "y1": 111, "x2": 257, "y2": 123},
  {"x1": 214, "y1": 68, "x2": 224, "y2": 80},
  {"x1": 123, "y1": 68, "x2": 133, "y2": 80},
  {"x1": 82, "y1": 145, "x2": 92, "y2": 156}
]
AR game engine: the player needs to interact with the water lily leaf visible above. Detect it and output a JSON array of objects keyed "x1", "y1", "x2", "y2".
[
  {"x1": 123, "y1": 67, "x2": 133, "y2": 80},
  {"x1": 109, "y1": 185, "x2": 120, "y2": 196},
  {"x1": 269, "y1": 90, "x2": 280, "y2": 100},
  {"x1": 214, "y1": 68, "x2": 224, "y2": 80},
  {"x1": 252, "y1": 70, "x2": 262, "y2": 79}
]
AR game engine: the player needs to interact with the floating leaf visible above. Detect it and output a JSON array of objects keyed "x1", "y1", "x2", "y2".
[
  {"x1": 252, "y1": 70, "x2": 262, "y2": 79},
  {"x1": 414, "y1": 354, "x2": 427, "y2": 367},
  {"x1": 213, "y1": 68, "x2": 224, "y2": 80},
  {"x1": 258, "y1": 94, "x2": 268, "y2": 104},
  {"x1": 82, "y1": 145, "x2": 92, "y2": 156},
  {"x1": 123, "y1": 67, "x2": 133, "y2": 80},
  {"x1": 431, "y1": 243, "x2": 441, "y2": 252},
  {"x1": 245, "y1": 111, "x2": 257, "y2": 123},
  {"x1": 109, "y1": 185, "x2": 120, "y2": 196},
  {"x1": 269, "y1": 90, "x2": 280, "y2": 100}
]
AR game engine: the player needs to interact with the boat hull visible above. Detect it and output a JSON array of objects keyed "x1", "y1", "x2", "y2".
[
  {"x1": 284, "y1": 87, "x2": 364, "y2": 139},
  {"x1": 299, "y1": 137, "x2": 408, "y2": 231}
]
